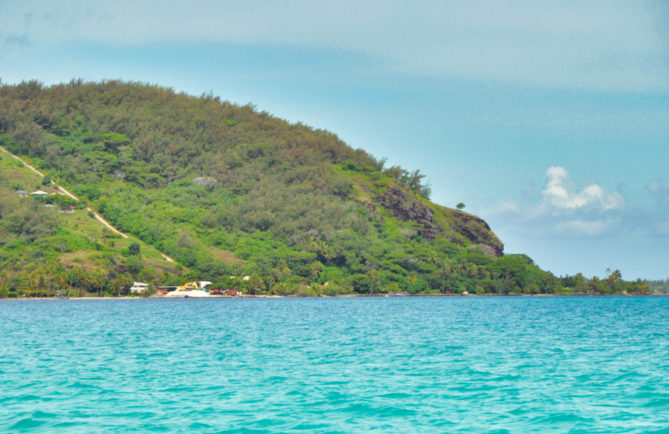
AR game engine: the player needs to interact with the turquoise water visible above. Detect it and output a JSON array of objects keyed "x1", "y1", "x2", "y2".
[{"x1": 0, "y1": 297, "x2": 667, "y2": 432}]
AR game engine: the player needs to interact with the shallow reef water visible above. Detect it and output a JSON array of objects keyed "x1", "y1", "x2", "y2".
[{"x1": 1, "y1": 296, "x2": 667, "y2": 432}]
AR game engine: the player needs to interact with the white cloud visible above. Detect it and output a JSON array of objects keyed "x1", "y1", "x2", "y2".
[
  {"x1": 485, "y1": 166, "x2": 625, "y2": 237},
  {"x1": 0, "y1": 0, "x2": 666, "y2": 91},
  {"x1": 543, "y1": 166, "x2": 624, "y2": 211}
]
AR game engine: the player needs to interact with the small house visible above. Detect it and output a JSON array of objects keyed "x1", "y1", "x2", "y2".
[{"x1": 129, "y1": 282, "x2": 149, "y2": 294}]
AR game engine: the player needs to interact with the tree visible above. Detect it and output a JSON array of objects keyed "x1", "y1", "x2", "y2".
[
  {"x1": 606, "y1": 268, "x2": 623, "y2": 293},
  {"x1": 128, "y1": 242, "x2": 141, "y2": 256},
  {"x1": 456, "y1": 203, "x2": 465, "y2": 210},
  {"x1": 66, "y1": 269, "x2": 77, "y2": 298},
  {"x1": 248, "y1": 274, "x2": 264, "y2": 295},
  {"x1": 29, "y1": 272, "x2": 40, "y2": 298},
  {"x1": 405, "y1": 170, "x2": 431, "y2": 199},
  {"x1": 369, "y1": 267, "x2": 378, "y2": 296},
  {"x1": 407, "y1": 272, "x2": 419, "y2": 293},
  {"x1": 94, "y1": 271, "x2": 105, "y2": 297},
  {"x1": 438, "y1": 262, "x2": 453, "y2": 294},
  {"x1": 56, "y1": 272, "x2": 67, "y2": 298},
  {"x1": 0, "y1": 270, "x2": 8, "y2": 297}
]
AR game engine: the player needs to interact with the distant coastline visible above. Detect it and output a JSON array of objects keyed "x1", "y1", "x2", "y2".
[
  {"x1": 3, "y1": 293, "x2": 666, "y2": 300},
  {"x1": 0, "y1": 81, "x2": 659, "y2": 300}
]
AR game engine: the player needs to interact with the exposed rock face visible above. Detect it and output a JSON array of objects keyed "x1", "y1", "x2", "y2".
[
  {"x1": 477, "y1": 243, "x2": 501, "y2": 258},
  {"x1": 451, "y1": 210, "x2": 504, "y2": 257},
  {"x1": 376, "y1": 186, "x2": 440, "y2": 240},
  {"x1": 193, "y1": 176, "x2": 218, "y2": 188},
  {"x1": 376, "y1": 186, "x2": 503, "y2": 256}
]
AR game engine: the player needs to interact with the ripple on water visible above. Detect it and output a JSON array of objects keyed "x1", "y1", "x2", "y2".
[
  {"x1": 0, "y1": 296, "x2": 667, "y2": 432},
  {"x1": 9, "y1": 417, "x2": 47, "y2": 430}
]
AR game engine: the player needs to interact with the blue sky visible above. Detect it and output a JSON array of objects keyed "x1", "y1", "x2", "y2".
[{"x1": 2, "y1": 0, "x2": 668, "y2": 279}]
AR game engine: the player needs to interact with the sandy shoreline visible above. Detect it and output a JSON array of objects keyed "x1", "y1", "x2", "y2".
[{"x1": 2, "y1": 293, "x2": 664, "y2": 300}]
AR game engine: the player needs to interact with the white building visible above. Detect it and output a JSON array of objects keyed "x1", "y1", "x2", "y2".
[{"x1": 129, "y1": 282, "x2": 149, "y2": 294}]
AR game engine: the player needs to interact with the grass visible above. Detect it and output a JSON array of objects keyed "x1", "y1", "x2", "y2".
[{"x1": 0, "y1": 150, "x2": 183, "y2": 273}]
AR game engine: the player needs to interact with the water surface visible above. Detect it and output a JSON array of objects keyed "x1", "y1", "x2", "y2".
[{"x1": 1, "y1": 297, "x2": 667, "y2": 432}]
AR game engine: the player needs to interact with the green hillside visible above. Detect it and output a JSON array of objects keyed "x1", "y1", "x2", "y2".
[
  {"x1": 0, "y1": 148, "x2": 184, "y2": 297},
  {"x1": 0, "y1": 80, "x2": 649, "y2": 296}
]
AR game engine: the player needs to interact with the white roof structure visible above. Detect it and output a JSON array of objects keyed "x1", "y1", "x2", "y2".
[{"x1": 129, "y1": 282, "x2": 149, "y2": 293}]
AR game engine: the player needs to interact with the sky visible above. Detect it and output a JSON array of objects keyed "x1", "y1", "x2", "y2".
[{"x1": 1, "y1": 0, "x2": 668, "y2": 279}]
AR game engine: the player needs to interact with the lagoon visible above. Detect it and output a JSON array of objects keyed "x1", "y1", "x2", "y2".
[{"x1": 1, "y1": 297, "x2": 667, "y2": 432}]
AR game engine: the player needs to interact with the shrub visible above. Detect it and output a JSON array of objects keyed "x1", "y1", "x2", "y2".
[{"x1": 128, "y1": 242, "x2": 141, "y2": 256}]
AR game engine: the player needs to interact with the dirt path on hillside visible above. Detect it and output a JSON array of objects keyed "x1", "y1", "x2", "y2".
[
  {"x1": 57, "y1": 185, "x2": 78, "y2": 201},
  {"x1": 1, "y1": 147, "x2": 46, "y2": 177},
  {"x1": 1, "y1": 146, "x2": 177, "y2": 262},
  {"x1": 83, "y1": 206, "x2": 129, "y2": 238}
]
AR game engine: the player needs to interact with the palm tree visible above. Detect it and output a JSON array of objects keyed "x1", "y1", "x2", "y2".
[
  {"x1": 96, "y1": 271, "x2": 107, "y2": 297},
  {"x1": 38, "y1": 273, "x2": 47, "y2": 298},
  {"x1": 248, "y1": 274, "x2": 264, "y2": 295},
  {"x1": 67, "y1": 268, "x2": 78, "y2": 298},
  {"x1": 365, "y1": 260, "x2": 378, "y2": 296},
  {"x1": 369, "y1": 267, "x2": 378, "y2": 296},
  {"x1": 407, "y1": 272, "x2": 418, "y2": 293},
  {"x1": 0, "y1": 270, "x2": 8, "y2": 297},
  {"x1": 438, "y1": 262, "x2": 452, "y2": 294},
  {"x1": 79, "y1": 271, "x2": 90, "y2": 297},
  {"x1": 29, "y1": 273, "x2": 40, "y2": 298},
  {"x1": 312, "y1": 240, "x2": 334, "y2": 264},
  {"x1": 57, "y1": 272, "x2": 67, "y2": 298}
]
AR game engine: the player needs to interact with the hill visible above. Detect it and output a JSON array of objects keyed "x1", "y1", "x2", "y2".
[
  {"x1": 0, "y1": 80, "x2": 649, "y2": 296},
  {"x1": 0, "y1": 147, "x2": 184, "y2": 296}
]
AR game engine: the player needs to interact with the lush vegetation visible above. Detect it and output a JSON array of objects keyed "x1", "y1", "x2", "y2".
[
  {"x1": 0, "y1": 80, "x2": 651, "y2": 296},
  {"x1": 0, "y1": 150, "x2": 183, "y2": 297},
  {"x1": 645, "y1": 279, "x2": 669, "y2": 294}
]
